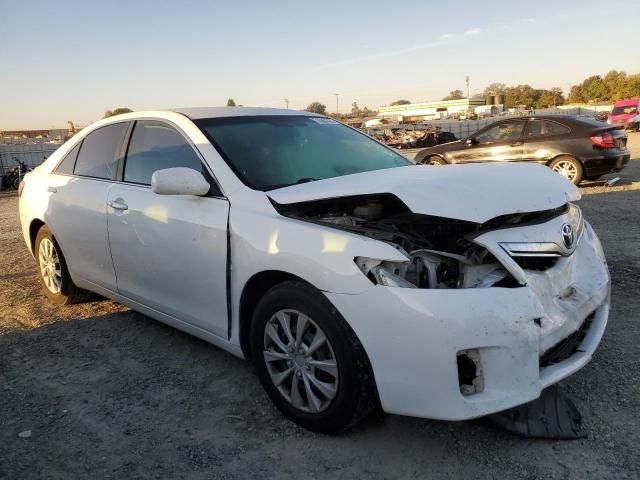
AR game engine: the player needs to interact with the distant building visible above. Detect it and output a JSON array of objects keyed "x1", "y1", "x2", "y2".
[
  {"x1": 378, "y1": 98, "x2": 491, "y2": 123},
  {"x1": 1, "y1": 128, "x2": 68, "y2": 142}
]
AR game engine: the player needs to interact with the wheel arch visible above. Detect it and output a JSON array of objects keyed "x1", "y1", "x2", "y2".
[
  {"x1": 416, "y1": 152, "x2": 447, "y2": 165},
  {"x1": 238, "y1": 270, "x2": 307, "y2": 360},
  {"x1": 28, "y1": 218, "x2": 46, "y2": 254}
]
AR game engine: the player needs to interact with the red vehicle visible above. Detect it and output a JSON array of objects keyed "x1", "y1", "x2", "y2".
[{"x1": 608, "y1": 99, "x2": 640, "y2": 131}]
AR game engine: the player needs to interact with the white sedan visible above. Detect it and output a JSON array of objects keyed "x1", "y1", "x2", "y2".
[{"x1": 19, "y1": 108, "x2": 610, "y2": 432}]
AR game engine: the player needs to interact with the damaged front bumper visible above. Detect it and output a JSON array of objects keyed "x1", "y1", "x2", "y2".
[{"x1": 324, "y1": 221, "x2": 610, "y2": 421}]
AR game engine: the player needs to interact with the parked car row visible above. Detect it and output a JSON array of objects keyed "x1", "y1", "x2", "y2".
[{"x1": 19, "y1": 107, "x2": 612, "y2": 433}]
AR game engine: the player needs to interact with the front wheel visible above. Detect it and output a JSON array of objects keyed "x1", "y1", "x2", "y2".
[
  {"x1": 418, "y1": 154, "x2": 447, "y2": 165},
  {"x1": 549, "y1": 156, "x2": 583, "y2": 185},
  {"x1": 250, "y1": 280, "x2": 377, "y2": 433}
]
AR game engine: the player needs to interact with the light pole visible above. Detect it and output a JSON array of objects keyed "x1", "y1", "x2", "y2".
[
  {"x1": 465, "y1": 76, "x2": 470, "y2": 99},
  {"x1": 335, "y1": 93, "x2": 339, "y2": 115},
  {"x1": 285, "y1": 98, "x2": 289, "y2": 109}
]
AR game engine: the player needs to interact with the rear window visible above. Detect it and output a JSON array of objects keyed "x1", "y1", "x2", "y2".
[
  {"x1": 55, "y1": 142, "x2": 81, "y2": 175},
  {"x1": 525, "y1": 120, "x2": 570, "y2": 137},
  {"x1": 74, "y1": 123, "x2": 128, "y2": 180},
  {"x1": 611, "y1": 105, "x2": 638, "y2": 115}
]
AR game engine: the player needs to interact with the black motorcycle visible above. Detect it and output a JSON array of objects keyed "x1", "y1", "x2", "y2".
[{"x1": 1, "y1": 158, "x2": 31, "y2": 191}]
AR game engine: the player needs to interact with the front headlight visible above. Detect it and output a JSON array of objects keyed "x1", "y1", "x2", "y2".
[
  {"x1": 355, "y1": 257, "x2": 416, "y2": 288},
  {"x1": 370, "y1": 264, "x2": 417, "y2": 288}
]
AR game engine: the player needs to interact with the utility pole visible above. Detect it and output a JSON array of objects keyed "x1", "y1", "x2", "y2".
[
  {"x1": 465, "y1": 76, "x2": 470, "y2": 99},
  {"x1": 284, "y1": 99, "x2": 289, "y2": 109},
  {"x1": 335, "y1": 93, "x2": 339, "y2": 115}
]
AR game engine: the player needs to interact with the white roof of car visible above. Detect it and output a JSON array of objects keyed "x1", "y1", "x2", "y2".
[{"x1": 171, "y1": 107, "x2": 322, "y2": 119}]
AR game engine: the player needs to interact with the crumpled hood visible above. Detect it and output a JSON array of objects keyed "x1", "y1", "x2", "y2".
[{"x1": 268, "y1": 163, "x2": 580, "y2": 223}]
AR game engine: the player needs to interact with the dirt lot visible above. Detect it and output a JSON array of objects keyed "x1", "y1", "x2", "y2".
[{"x1": 2, "y1": 134, "x2": 640, "y2": 479}]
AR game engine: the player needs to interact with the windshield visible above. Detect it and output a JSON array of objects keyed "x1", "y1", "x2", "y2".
[
  {"x1": 195, "y1": 116, "x2": 411, "y2": 190},
  {"x1": 611, "y1": 105, "x2": 638, "y2": 116}
]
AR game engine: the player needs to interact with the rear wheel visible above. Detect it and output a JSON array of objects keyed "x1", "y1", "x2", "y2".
[
  {"x1": 250, "y1": 280, "x2": 377, "y2": 433},
  {"x1": 549, "y1": 156, "x2": 583, "y2": 185},
  {"x1": 35, "y1": 225, "x2": 92, "y2": 304}
]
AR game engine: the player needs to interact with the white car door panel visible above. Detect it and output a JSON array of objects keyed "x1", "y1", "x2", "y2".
[
  {"x1": 45, "y1": 122, "x2": 129, "y2": 290},
  {"x1": 106, "y1": 120, "x2": 230, "y2": 338},
  {"x1": 47, "y1": 177, "x2": 116, "y2": 290},
  {"x1": 106, "y1": 185, "x2": 230, "y2": 337}
]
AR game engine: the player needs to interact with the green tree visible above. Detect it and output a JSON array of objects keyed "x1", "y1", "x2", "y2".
[
  {"x1": 390, "y1": 99, "x2": 411, "y2": 106},
  {"x1": 621, "y1": 73, "x2": 640, "y2": 99},
  {"x1": 103, "y1": 107, "x2": 133, "y2": 118},
  {"x1": 351, "y1": 102, "x2": 360, "y2": 116},
  {"x1": 505, "y1": 85, "x2": 536, "y2": 108},
  {"x1": 581, "y1": 75, "x2": 609, "y2": 103},
  {"x1": 226, "y1": 98, "x2": 236, "y2": 107},
  {"x1": 442, "y1": 89, "x2": 464, "y2": 100},
  {"x1": 603, "y1": 70, "x2": 629, "y2": 101},
  {"x1": 483, "y1": 83, "x2": 507, "y2": 96},
  {"x1": 567, "y1": 85, "x2": 584, "y2": 103},
  {"x1": 305, "y1": 102, "x2": 327, "y2": 114}
]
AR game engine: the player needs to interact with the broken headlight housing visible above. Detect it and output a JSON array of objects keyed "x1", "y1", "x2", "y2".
[{"x1": 355, "y1": 247, "x2": 514, "y2": 289}]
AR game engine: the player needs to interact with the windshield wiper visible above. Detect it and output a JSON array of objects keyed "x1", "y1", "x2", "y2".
[{"x1": 264, "y1": 177, "x2": 321, "y2": 191}]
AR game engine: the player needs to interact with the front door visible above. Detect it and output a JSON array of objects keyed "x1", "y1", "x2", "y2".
[
  {"x1": 106, "y1": 120, "x2": 230, "y2": 338},
  {"x1": 450, "y1": 119, "x2": 526, "y2": 164}
]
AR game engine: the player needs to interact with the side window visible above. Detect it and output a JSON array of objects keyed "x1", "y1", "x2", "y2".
[
  {"x1": 475, "y1": 121, "x2": 524, "y2": 144},
  {"x1": 55, "y1": 141, "x2": 81, "y2": 175},
  {"x1": 74, "y1": 123, "x2": 128, "y2": 179},
  {"x1": 525, "y1": 120, "x2": 570, "y2": 138},
  {"x1": 124, "y1": 121, "x2": 218, "y2": 194}
]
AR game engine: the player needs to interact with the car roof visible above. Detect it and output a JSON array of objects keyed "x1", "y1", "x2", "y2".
[{"x1": 170, "y1": 106, "x2": 323, "y2": 119}]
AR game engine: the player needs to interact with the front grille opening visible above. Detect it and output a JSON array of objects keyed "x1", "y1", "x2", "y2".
[
  {"x1": 457, "y1": 349, "x2": 484, "y2": 396},
  {"x1": 540, "y1": 312, "x2": 595, "y2": 367},
  {"x1": 512, "y1": 256, "x2": 559, "y2": 271}
]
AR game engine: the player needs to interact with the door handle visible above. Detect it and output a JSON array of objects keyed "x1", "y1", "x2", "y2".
[
  {"x1": 510, "y1": 141, "x2": 523, "y2": 147},
  {"x1": 47, "y1": 186, "x2": 57, "y2": 193},
  {"x1": 107, "y1": 200, "x2": 128, "y2": 211}
]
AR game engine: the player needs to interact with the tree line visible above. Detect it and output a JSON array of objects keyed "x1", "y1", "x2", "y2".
[{"x1": 477, "y1": 70, "x2": 639, "y2": 108}]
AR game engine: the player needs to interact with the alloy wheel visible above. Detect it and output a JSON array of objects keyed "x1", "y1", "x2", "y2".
[
  {"x1": 38, "y1": 238, "x2": 62, "y2": 294},
  {"x1": 552, "y1": 160, "x2": 578, "y2": 182},
  {"x1": 263, "y1": 309, "x2": 339, "y2": 413}
]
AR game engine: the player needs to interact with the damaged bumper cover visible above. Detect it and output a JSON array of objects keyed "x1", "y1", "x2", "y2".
[{"x1": 324, "y1": 220, "x2": 610, "y2": 421}]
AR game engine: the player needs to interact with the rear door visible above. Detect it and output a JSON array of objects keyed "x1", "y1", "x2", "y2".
[
  {"x1": 106, "y1": 120, "x2": 230, "y2": 338},
  {"x1": 47, "y1": 122, "x2": 129, "y2": 291},
  {"x1": 521, "y1": 119, "x2": 571, "y2": 163},
  {"x1": 450, "y1": 119, "x2": 526, "y2": 164}
]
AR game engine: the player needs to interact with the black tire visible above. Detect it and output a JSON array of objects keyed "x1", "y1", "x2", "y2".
[
  {"x1": 250, "y1": 280, "x2": 378, "y2": 433},
  {"x1": 549, "y1": 156, "x2": 583, "y2": 185},
  {"x1": 34, "y1": 225, "x2": 93, "y2": 305}
]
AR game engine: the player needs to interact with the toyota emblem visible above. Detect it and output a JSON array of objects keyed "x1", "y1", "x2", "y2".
[{"x1": 561, "y1": 224, "x2": 574, "y2": 249}]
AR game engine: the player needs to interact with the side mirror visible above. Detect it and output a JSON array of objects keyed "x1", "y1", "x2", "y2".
[
  {"x1": 466, "y1": 138, "x2": 477, "y2": 146},
  {"x1": 151, "y1": 167, "x2": 210, "y2": 196}
]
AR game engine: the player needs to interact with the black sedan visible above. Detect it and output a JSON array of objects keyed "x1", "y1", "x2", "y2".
[{"x1": 414, "y1": 115, "x2": 630, "y2": 184}]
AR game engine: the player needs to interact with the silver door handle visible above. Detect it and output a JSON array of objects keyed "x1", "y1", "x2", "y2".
[
  {"x1": 48, "y1": 186, "x2": 57, "y2": 193},
  {"x1": 107, "y1": 200, "x2": 128, "y2": 211}
]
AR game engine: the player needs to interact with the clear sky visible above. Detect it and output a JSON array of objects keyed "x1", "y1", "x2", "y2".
[{"x1": 1, "y1": 0, "x2": 639, "y2": 129}]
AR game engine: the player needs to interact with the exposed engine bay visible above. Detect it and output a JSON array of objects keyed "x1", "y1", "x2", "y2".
[{"x1": 272, "y1": 193, "x2": 567, "y2": 289}]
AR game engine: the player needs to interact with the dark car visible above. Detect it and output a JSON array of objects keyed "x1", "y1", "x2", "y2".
[{"x1": 414, "y1": 115, "x2": 630, "y2": 184}]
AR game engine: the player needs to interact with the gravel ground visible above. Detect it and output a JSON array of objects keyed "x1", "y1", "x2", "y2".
[{"x1": 1, "y1": 133, "x2": 639, "y2": 479}]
